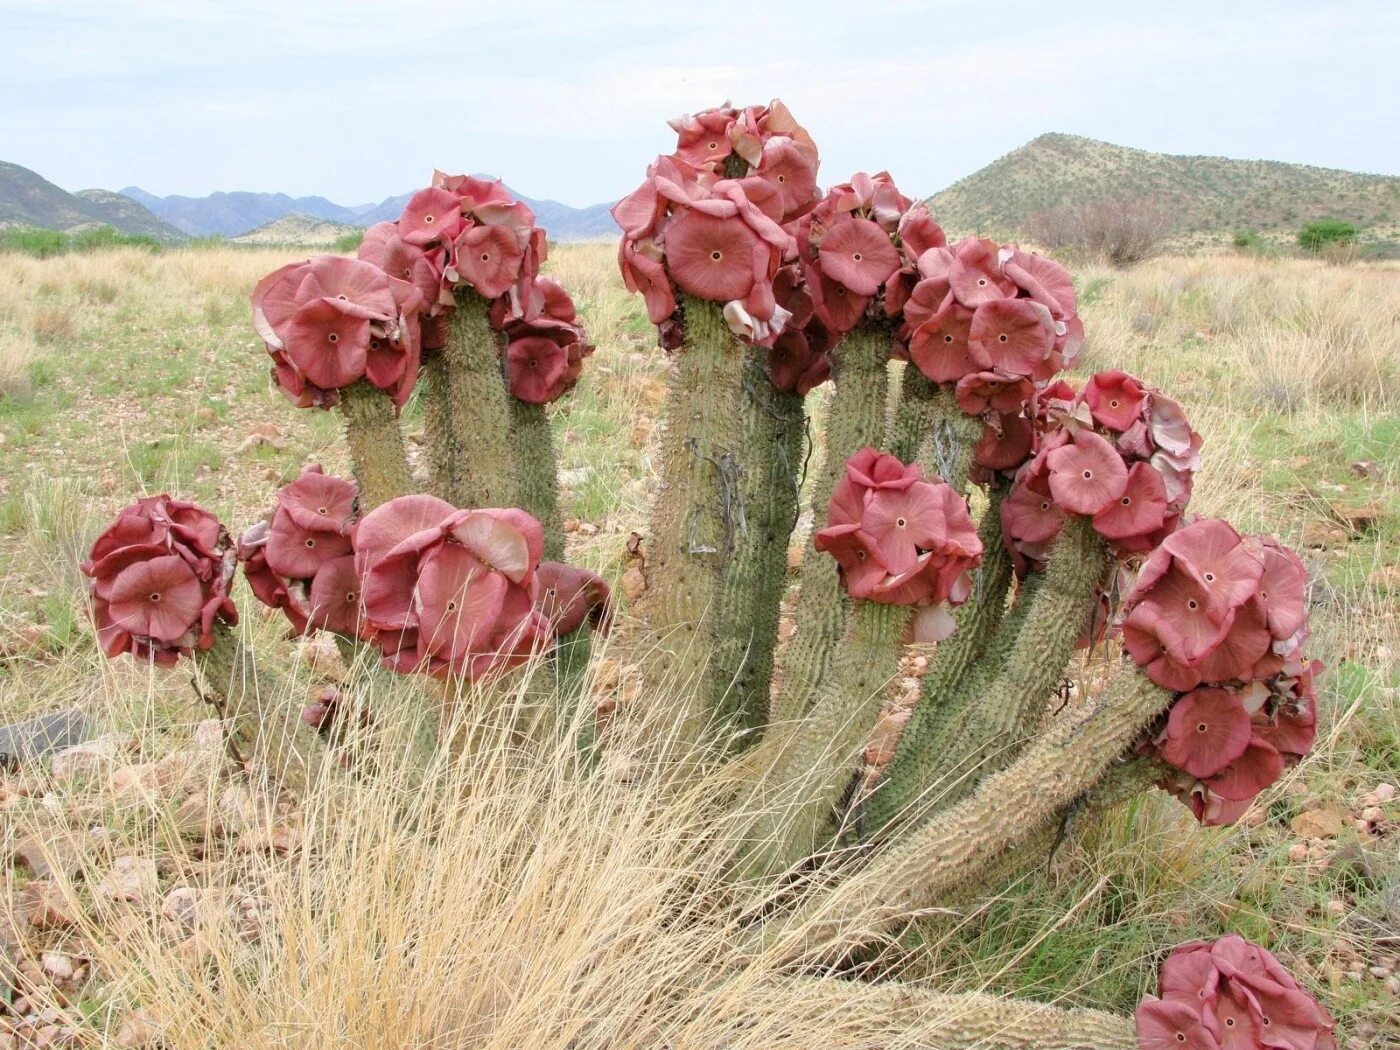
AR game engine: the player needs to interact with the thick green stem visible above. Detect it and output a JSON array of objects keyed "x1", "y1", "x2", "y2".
[
  {"x1": 858, "y1": 490, "x2": 1013, "y2": 835},
  {"x1": 632, "y1": 296, "x2": 746, "y2": 737},
  {"x1": 763, "y1": 672, "x2": 1172, "y2": 963},
  {"x1": 735, "y1": 600, "x2": 911, "y2": 878},
  {"x1": 441, "y1": 291, "x2": 517, "y2": 508},
  {"x1": 887, "y1": 363, "x2": 939, "y2": 463},
  {"x1": 422, "y1": 350, "x2": 458, "y2": 501},
  {"x1": 714, "y1": 348, "x2": 805, "y2": 744},
  {"x1": 509, "y1": 399, "x2": 564, "y2": 560},
  {"x1": 741, "y1": 979, "x2": 1136, "y2": 1049},
  {"x1": 337, "y1": 380, "x2": 413, "y2": 510},
  {"x1": 869, "y1": 517, "x2": 1110, "y2": 836},
  {"x1": 194, "y1": 626, "x2": 327, "y2": 793},
  {"x1": 770, "y1": 324, "x2": 893, "y2": 725}
]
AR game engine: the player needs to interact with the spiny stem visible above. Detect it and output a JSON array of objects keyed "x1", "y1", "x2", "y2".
[
  {"x1": 194, "y1": 626, "x2": 327, "y2": 793},
  {"x1": 337, "y1": 380, "x2": 413, "y2": 510},
  {"x1": 631, "y1": 295, "x2": 746, "y2": 739},
  {"x1": 441, "y1": 290, "x2": 517, "y2": 508},
  {"x1": 761, "y1": 671, "x2": 1171, "y2": 964},
  {"x1": 734, "y1": 600, "x2": 911, "y2": 879},
  {"x1": 509, "y1": 398, "x2": 564, "y2": 560},
  {"x1": 770, "y1": 324, "x2": 893, "y2": 725},
  {"x1": 714, "y1": 347, "x2": 805, "y2": 745}
]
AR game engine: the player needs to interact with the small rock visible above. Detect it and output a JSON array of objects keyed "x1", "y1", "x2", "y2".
[
  {"x1": 558, "y1": 466, "x2": 593, "y2": 487},
  {"x1": 237, "y1": 433, "x2": 285, "y2": 454},
  {"x1": 1361, "y1": 806, "x2": 1385, "y2": 823},
  {"x1": 1324, "y1": 899, "x2": 1347, "y2": 919},
  {"x1": 38, "y1": 951, "x2": 73, "y2": 982},
  {"x1": 10, "y1": 835, "x2": 82, "y2": 880},
  {"x1": 1291, "y1": 807, "x2": 1345, "y2": 839},
  {"x1": 20, "y1": 881, "x2": 79, "y2": 931},
  {"x1": 576, "y1": 521, "x2": 599, "y2": 537},
  {"x1": 1367, "y1": 783, "x2": 1398, "y2": 804},
  {"x1": 109, "y1": 762, "x2": 165, "y2": 801},
  {"x1": 191, "y1": 719, "x2": 226, "y2": 753},
  {"x1": 159, "y1": 887, "x2": 206, "y2": 938},
  {"x1": 1287, "y1": 843, "x2": 1310, "y2": 863},
  {"x1": 95, "y1": 856, "x2": 159, "y2": 907},
  {"x1": 50, "y1": 732, "x2": 136, "y2": 781},
  {"x1": 1349, "y1": 460, "x2": 1379, "y2": 478},
  {"x1": 115, "y1": 1009, "x2": 162, "y2": 1048},
  {"x1": 194, "y1": 407, "x2": 217, "y2": 426},
  {"x1": 296, "y1": 635, "x2": 346, "y2": 679}
]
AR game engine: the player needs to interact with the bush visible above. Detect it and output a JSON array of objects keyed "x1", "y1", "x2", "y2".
[
  {"x1": 331, "y1": 230, "x2": 365, "y2": 253},
  {"x1": 1297, "y1": 218, "x2": 1357, "y2": 253},
  {"x1": 1232, "y1": 229, "x2": 1262, "y2": 250},
  {"x1": 0, "y1": 224, "x2": 163, "y2": 257},
  {"x1": 1023, "y1": 197, "x2": 1173, "y2": 267}
]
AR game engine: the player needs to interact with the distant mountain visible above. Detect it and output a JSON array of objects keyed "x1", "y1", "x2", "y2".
[
  {"x1": 931, "y1": 133, "x2": 1400, "y2": 239},
  {"x1": 232, "y1": 214, "x2": 363, "y2": 247},
  {"x1": 0, "y1": 161, "x2": 183, "y2": 240},
  {"x1": 124, "y1": 181, "x2": 620, "y2": 242}
]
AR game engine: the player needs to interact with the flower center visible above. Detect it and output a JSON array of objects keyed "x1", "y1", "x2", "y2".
[
  {"x1": 977, "y1": 277, "x2": 988, "y2": 286},
  {"x1": 317, "y1": 507, "x2": 327, "y2": 515},
  {"x1": 1197, "y1": 722, "x2": 1209, "y2": 733},
  {"x1": 445, "y1": 600, "x2": 457, "y2": 612},
  {"x1": 528, "y1": 359, "x2": 538, "y2": 368},
  {"x1": 1082, "y1": 469, "x2": 1093, "y2": 480},
  {"x1": 855, "y1": 550, "x2": 866, "y2": 560},
  {"x1": 776, "y1": 174, "x2": 786, "y2": 183},
  {"x1": 336, "y1": 294, "x2": 348, "y2": 301},
  {"x1": 149, "y1": 592, "x2": 161, "y2": 602},
  {"x1": 707, "y1": 142, "x2": 717, "y2": 150},
  {"x1": 345, "y1": 591, "x2": 356, "y2": 602},
  {"x1": 1260, "y1": 590, "x2": 1268, "y2": 599},
  {"x1": 1225, "y1": 1019, "x2": 1235, "y2": 1029},
  {"x1": 424, "y1": 214, "x2": 435, "y2": 224},
  {"x1": 305, "y1": 538, "x2": 316, "y2": 548},
  {"x1": 896, "y1": 517, "x2": 907, "y2": 528},
  {"x1": 998, "y1": 334, "x2": 1008, "y2": 342},
  {"x1": 480, "y1": 252, "x2": 491, "y2": 263},
  {"x1": 1121, "y1": 496, "x2": 1132, "y2": 506},
  {"x1": 327, "y1": 333, "x2": 339, "y2": 344},
  {"x1": 852, "y1": 252, "x2": 863, "y2": 262},
  {"x1": 404, "y1": 267, "x2": 413, "y2": 278},
  {"x1": 944, "y1": 334, "x2": 954, "y2": 343},
  {"x1": 1109, "y1": 399, "x2": 1120, "y2": 408},
  {"x1": 1204, "y1": 572, "x2": 1216, "y2": 582},
  {"x1": 1187, "y1": 599, "x2": 1199, "y2": 610},
  {"x1": 1176, "y1": 1035, "x2": 1186, "y2": 1044},
  {"x1": 1040, "y1": 501, "x2": 1051, "y2": 511},
  {"x1": 710, "y1": 250, "x2": 723, "y2": 262}
]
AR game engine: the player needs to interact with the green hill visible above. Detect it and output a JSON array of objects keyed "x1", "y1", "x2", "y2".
[
  {"x1": 0, "y1": 161, "x2": 183, "y2": 241},
  {"x1": 931, "y1": 133, "x2": 1400, "y2": 242}
]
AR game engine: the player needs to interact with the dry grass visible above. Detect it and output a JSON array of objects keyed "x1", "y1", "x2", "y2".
[{"x1": 1, "y1": 247, "x2": 1398, "y2": 1046}]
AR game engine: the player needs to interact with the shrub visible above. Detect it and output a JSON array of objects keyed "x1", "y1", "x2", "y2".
[
  {"x1": 331, "y1": 229, "x2": 365, "y2": 253},
  {"x1": 1297, "y1": 218, "x2": 1357, "y2": 253},
  {"x1": 0, "y1": 224, "x2": 163, "y2": 257},
  {"x1": 1024, "y1": 196, "x2": 1173, "y2": 267}
]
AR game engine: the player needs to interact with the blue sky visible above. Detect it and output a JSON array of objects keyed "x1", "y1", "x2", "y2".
[{"x1": 3, "y1": 0, "x2": 1396, "y2": 207}]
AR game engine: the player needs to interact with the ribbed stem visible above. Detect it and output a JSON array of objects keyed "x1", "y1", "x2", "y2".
[
  {"x1": 740, "y1": 979, "x2": 1137, "y2": 1049},
  {"x1": 632, "y1": 296, "x2": 746, "y2": 737},
  {"x1": 735, "y1": 600, "x2": 910, "y2": 878},
  {"x1": 770, "y1": 324, "x2": 892, "y2": 725},
  {"x1": 422, "y1": 349, "x2": 458, "y2": 501},
  {"x1": 510, "y1": 399, "x2": 564, "y2": 560},
  {"x1": 194, "y1": 626, "x2": 327, "y2": 793},
  {"x1": 555, "y1": 624, "x2": 597, "y2": 760},
  {"x1": 869, "y1": 517, "x2": 1110, "y2": 836},
  {"x1": 763, "y1": 671, "x2": 1172, "y2": 962},
  {"x1": 337, "y1": 380, "x2": 413, "y2": 510},
  {"x1": 859, "y1": 490, "x2": 1013, "y2": 835},
  {"x1": 714, "y1": 347, "x2": 805, "y2": 744},
  {"x1": 441, "y1": 290, "x2": 516, "y2": 508},
  {"x1": 887, "y1": 363, "x2": 939, "y2": 463}
]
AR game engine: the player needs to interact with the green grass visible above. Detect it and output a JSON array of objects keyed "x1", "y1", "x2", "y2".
[{"x1": 1, "y1": 225, "x2": 165, "y2": 258}]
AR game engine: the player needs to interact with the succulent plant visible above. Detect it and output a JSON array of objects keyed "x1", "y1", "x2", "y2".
[{"x1": 80, "y1": 99, "x2": 1336, "y2": 1048}]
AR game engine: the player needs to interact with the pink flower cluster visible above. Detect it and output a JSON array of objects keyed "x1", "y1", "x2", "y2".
[
  {"x1": 1122, "y1": 519, "x2": 1320, "y2": 824},
  {"x1": 353, "y1": 495, "x2": 552, "y2": 680},
  {"x1": 795, "y1": 172, "x2": 943, "y2": 336},
  {"x1": 906, "y1": 238, "x2": 1080, "y2": 390},
  {"x1": 82, "y1": 496, "x2": 237, "y2": 666},
  {"x1": 1136, "y1": 935, "x2": 1336, "y2": 1049},
  {"x1": 251, "y1": 256, "x2": 423, "y2": 410},
  {"x1": 614, "y1": 100, "x2": 818, "y2": 346},
  {"x1": 1000, "y1": 372, "x2": 1202, "y2": 568},
  {"x1": 494, "y1": 277, "x2": 595, "y2": 405},
  {"x1": 815, "y1": 449, "x2": 983, "y2": 639},
  {"x1": 536, "y1": 561, "x2": 613, "y2": 636},
  {"x1": 238, "y1": 466, "x2": 361, "y2": 638}
]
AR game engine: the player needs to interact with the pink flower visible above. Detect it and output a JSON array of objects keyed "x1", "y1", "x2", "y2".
[
  {"x1": 1159, "y1": 686, "x2": 1253, "y2": 779},
  {"x1": 816, "y1": 216, "x2": 901, "y2": 296},
  {"x1": 251, "y1": 255, "x2": 422, "y2": 409},
  {"x1": 82, "y1": 496, "x2": 237, "y2": 666},
  {"x1": 909, "y1": 297, "x2": 977, "y2": 383},
  {"x1": 1083, "y1": 370, "x2": 1148, "y2": 431},
  {"x1": 1091, "y1": 461, "x2": 1168, "y2": 546},
  {"x1": 536, "y1": 562, "x2": 614, "y2": 636},
  {"x1": 1046, "y1": 430, "x2": 1130, "y2": 515},
  {"x1": 967, "y1": 297, "x2": 1054, "y2": 374},
  {"x1": 353, "y1": 495, "x2": 550, "y2": 680},
  {"x1": 955, "y1": 371, "x2": 1034, "y2": 416},
  {"x1": 814, "y1": 449, "x2": 982, "y2": 608},
  {"x1": 1136, "y1": 936, "x2": 1336, "y2": 1050},
  {"x1": 237, "y1": 466, "x2": 361, "y2": 638},
  {"x1": 665, "y1": 209, "x2": 763, "y2": 302}
]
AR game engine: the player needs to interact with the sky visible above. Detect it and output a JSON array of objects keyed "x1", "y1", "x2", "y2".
[{"x1": 2, "y1": 0, "x2": 1397, "y2": 209}]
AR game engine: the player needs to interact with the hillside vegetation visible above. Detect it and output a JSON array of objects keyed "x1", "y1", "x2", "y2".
[
  {"x1": 0, "y1": 162, "x2": 183, "y2": 241},
  {"x1": 932, "y1": 133, "x2": 1400, "y2": 244}
]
